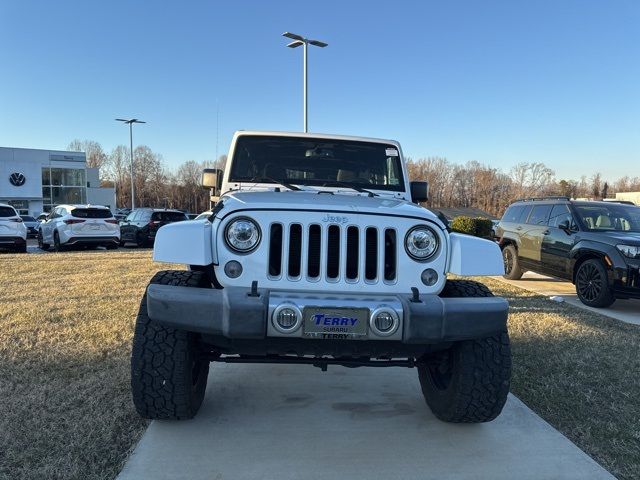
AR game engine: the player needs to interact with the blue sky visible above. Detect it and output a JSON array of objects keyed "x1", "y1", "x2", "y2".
[{"x1": 0, "y1": 0, "x2": 638, "y2": 180}]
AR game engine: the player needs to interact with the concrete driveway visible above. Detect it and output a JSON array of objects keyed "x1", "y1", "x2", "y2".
[
  {"x1": 496, "y1": 271, "x2": 640, "y2": 325},
  {"x1": 118, "y1": 363, "x2": 613, "y2": 480}
]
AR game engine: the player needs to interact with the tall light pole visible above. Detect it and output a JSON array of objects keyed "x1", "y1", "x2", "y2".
[
  {"x1": 115, "y1": 118, "x2": 146, "y2": 209},
  {"x1": 282, "y1": 32, "x2": 327, "y2": 133}
]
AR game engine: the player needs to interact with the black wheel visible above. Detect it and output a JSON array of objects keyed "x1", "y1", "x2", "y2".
[
  {"x1": 136, "y1": 232, "x2": 147, "y2": 248},
  {"x1": 502, "y1": 244, "x2": 523, "y2": 280},
  {"x1": 421, "y1": 280, "x2": 511, "y2": 423},
  {"x1": 15, "y1": 244, "x2": 27, "y2": 253},
  {"x1": 131, "y1": 270, "x2": 211, "y2": 420},
  {"x1": 119, "y1": 239, "x2": 126, "y2": 247},
  {"x1": 575, "y1": 259, "x2": 615, "y2": 308},
  {"x1": 106, "y1": 243, "x2": 118, "y2": 250},
  {"x1": 37, "y1": 232, "x2": 49, "y2": 251},
  {"x1": 53, "y1": 232, "x2": 63, "y2": 252}
]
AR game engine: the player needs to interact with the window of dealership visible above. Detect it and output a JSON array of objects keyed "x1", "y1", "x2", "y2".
[{"x1": 41, "y1": 167, "x2": 87, "y2": 212}]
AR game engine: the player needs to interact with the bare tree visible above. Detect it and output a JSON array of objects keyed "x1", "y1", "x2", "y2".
[{"x1": 68, "y1": 139, "x2": 109, "y2": 174}]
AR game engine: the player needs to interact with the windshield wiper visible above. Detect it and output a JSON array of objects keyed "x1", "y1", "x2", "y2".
[
  {"x1": 247, "y1": 176, "x2": 302, "y2": 192},
  {"x1": 317, "y1": 180, "x2": 378, "y2": 197}
]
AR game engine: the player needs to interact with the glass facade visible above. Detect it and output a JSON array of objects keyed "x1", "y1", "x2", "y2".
[{"x1": 42, "y1": 167, "x2": 86, "y2": 212}]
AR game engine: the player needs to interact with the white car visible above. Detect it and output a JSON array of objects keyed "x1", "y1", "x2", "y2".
[
  {"x1": 0, "y1": 203, "x2": 27, "y2": 253},
  {"x1": 38, "y1": 204, "x2": 120, "y2": 251}
]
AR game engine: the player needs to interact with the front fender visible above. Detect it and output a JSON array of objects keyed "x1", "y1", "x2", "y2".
[
  {"x1": 447, "y1": 233, "x2": 505, "y2": 276},
  {"x1": 570, "y1": 240, "x2": 627, "y2": 268},
  {"x1": 153, "y1": 220, "x2": 213, "y2": 266}
]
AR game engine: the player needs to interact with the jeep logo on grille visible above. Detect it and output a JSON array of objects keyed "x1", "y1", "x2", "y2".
[
  {"x1": 9, "y1": 172, "x2": 26, "y2": 187},
  {"x1": 322, "y1": 214, "x2": 349, "y2": 224}
]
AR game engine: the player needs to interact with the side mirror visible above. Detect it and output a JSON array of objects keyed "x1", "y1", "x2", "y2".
[
  {"x1": 558, "y1": 220, "x2": 572, "y2": 233},
  {"x1": 202, "y1": 168, "x2": 223, "y2": 193},
  {"x1": 410, "y1": 181, "x2": 428, "y2": 203}
]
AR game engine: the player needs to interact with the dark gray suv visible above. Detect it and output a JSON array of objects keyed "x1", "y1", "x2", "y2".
[{"x1": 496, "y1": 197, "x2": 640, "y2": 308}]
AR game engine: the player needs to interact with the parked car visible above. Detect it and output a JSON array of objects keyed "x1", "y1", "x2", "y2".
[
  {"x1": 194, "y1": 210, "x2": 212, "y2": 220},
  {"x1": 37, "y1": 204, "x2": 120, "y2": 251},
  {"x1": 130, "y1": 130, "x2": 510, "y2": 423},
  {"x1": 187, "y1": 213, "x2": 199, "y2": 220},
  {"x1": 36, "y1": 212, "x2": 49, "y2": 223},
  {"x1": 0, "y1": 203, "x2": 27, "y2": 253},
  {"x1": 496, "y1": 197, "x2": 640, "y2": 308},
  {"x1": 20, "y1": 215, "x2": 39, "y2": 237},
  {"x1": 119, "y1": 208, "x2": 188, "y2": 247}
]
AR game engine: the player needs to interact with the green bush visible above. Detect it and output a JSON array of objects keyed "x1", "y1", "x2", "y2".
[{"x1": 450, "y1": 216, "x2": 494, "y2": 238}]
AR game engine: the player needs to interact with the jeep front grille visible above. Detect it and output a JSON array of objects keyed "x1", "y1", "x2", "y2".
[{"x1": 268, "y1": 223, "x2": 398, "y2": 283}]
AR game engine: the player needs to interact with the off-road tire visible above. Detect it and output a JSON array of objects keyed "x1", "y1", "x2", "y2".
[
  {"x1": 421, "y1": 280, "x2": 511, "y2": 423},
  {"x1": 575, "y1": 258, "x2": 616, "y2": 308},
  {"x1": 502, "y1": 244, "x2": 524, "y2": 280},
  {"x1": 131, "y1": 270, "x2": 211, "y2": 420},
  {"x1": 37, "y1": 232, "x2": 49, "y2": 251},
  {"x1": 439, "y1": 279, "x2": 493, "y2": 298}
]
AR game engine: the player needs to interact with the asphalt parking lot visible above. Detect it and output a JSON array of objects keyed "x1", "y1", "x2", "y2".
[
  {"x1": 24, "y1": 237, "x2": 149, "y2": 253},
  {"x1": 118, "y1": 363, "x2": 613, "y2": 480},
  {"x1": 496, "y1": 272, "x2": 640, "y2": 325}
]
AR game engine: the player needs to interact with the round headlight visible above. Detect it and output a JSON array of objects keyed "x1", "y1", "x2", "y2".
[
  {"x1": 405, "y1": 226, "x2": 438, "y2": 260},
  {"x1": 225, "y1": 217, "x2": 261, "y2": 252}
]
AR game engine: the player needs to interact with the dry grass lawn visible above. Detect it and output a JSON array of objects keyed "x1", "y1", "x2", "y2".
[
  {"x1": 0, "y1": 250, "x2": 181, "y2": 480},
  {"x1": 0, "y1": 251, "x2": 638, "y2": 479}
]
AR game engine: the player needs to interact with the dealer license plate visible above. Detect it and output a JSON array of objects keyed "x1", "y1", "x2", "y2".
[{"x1": 302, "y1": 307, "x2": 369, "y2": 340}]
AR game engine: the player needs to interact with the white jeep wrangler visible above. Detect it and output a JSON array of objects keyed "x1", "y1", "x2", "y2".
[{"x1": 131, "y1": 131, "x2": 510, "y2": 423}]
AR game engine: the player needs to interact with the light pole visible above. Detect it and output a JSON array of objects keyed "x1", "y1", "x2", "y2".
[
  {"x1": 282, "y1": 32, "x2": 327, "y2": 133},
  {"x1": 115, "y1": 118, "x2": 146, "y2": 209}
]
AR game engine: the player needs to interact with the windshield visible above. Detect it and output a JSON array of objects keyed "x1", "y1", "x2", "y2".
[
  {"x1": 72, "y1": 208, "x2": 113, "y2": 219},
  {"x1": 229, "y1": 135, "x2": 405, "y2": 192},
  {"x1": 0, "y1": 206, "x2": 17, "y2": 217},
  {"x1": 21, "y1": 215, "x2": 36, "y2": 222},
  {"x1": 151, "y1": 211, "x2": 187, "y2": 222},
  {"x1": 573, "y1": 204, "x2": 640, "y2": 233}
]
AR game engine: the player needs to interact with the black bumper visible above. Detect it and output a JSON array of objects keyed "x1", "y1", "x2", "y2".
[
  {"x1": 146, "y1": 285, "x2": 509, "y2": 353},
  {"x1": 612, "y1": 260, "x2": 640, "y2": 299},
  {"x1": 65, "y1": 236, "x2": 119, "y2": 247},
  {"x1": 0, "y1": 236, "x2": 26, "y2": 248}
]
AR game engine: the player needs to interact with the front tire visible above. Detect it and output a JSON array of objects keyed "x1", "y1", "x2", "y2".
[
  {"x1": 421, "y1": 280, "x2": 511, "y2": 423},
  {"x1": 38, "y1": 232, "x2": 49, "y2": 251},
  {"x1": 131, "y1": 270, "x2": 211, "y2": 420},
  {"x1": 53, "y1": 231, "x2": 63, "y2": 252},
  {"x1": 575, "y1": 258, "x2": 615, "y2": 308},
  {"x1": 502, "y1": 244, "x2": 524, "y2": 280}
]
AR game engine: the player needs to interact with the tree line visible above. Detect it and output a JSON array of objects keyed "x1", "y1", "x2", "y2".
[
  {"x1": 69, "y1": 139, "x2": 638, "y2": 216},
  {"x1": 406, "y1": 157, "x2": 640, "y2": 217},
  {"x1": 68, "y1": 140, "x2": 225, "y2": 213}
]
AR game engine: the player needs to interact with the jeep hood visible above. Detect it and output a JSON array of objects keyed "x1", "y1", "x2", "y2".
[{"x1": 215, "y1": 191, "x2": 444, "y2": 227}]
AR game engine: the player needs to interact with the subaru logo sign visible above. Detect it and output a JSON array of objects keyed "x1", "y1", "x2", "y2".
[{"x1": 9, "y1": 172, "x2": 26, "y2": 187}]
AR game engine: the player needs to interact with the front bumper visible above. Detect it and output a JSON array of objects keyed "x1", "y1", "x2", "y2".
[
  {"x1": 146, "y1": 285, "x2": 509, "y2": 354},
  {"x1": 612, "y1": 261, "x2": 640, "y2": 299}
]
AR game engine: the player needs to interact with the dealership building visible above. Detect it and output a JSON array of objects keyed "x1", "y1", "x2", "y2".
[{"x1": 0, "y1": 146, "x2": 116, "y2": 216}]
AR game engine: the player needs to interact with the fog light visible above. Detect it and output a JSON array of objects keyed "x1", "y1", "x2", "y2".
[
  {"x1": 421, "y1": 268, "x2": 438, "y2": 286},
  {"x1": 224, "y1": 260, "x2": 243, "y2": 278},
  {"x1": 370, "y1": 307, "x2": 399, "y2": 337},
  {"x1": 272, "y1": 304, "x2": 302, "y2": 333},
  {"x1": 374, "y1": 312, "x2": 394, "y2": 332}
]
